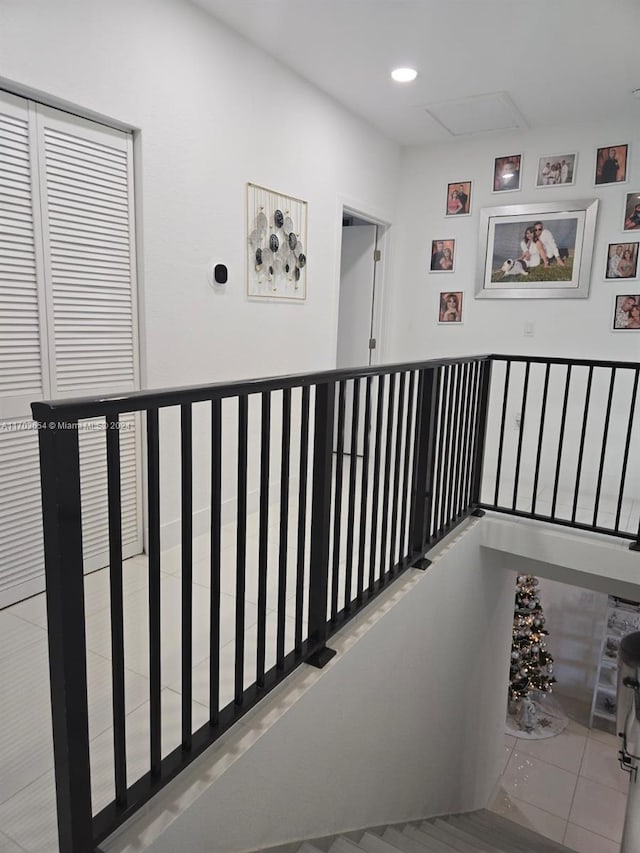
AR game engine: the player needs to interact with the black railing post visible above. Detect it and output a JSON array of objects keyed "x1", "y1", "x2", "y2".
[
  {"x1": 37, "y1": 419, "x2": 93, "y2": 853},
  {"x1": 470, "y1": 358, "x2": 493, "y2": 514},
  {"x1": 306, "y1": 381, "x2": 337, "y2": 668},
  {"x1": 409, "y1": 366, "x2": 440, "y2": 568}
]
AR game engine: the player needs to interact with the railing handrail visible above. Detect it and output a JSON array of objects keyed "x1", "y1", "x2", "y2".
[
  {"x1": 30, "y1": 355, "x2": 491, "y2": 421},
  {"x1": 490, "y1": 353, "x2": 640, "y2": 370}
]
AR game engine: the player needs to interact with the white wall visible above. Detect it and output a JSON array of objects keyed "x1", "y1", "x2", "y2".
[
  {"x1": 105, "y1": 522, "x2": 514, "y2": 853},
  {"x1": 388, "y1": 120, "x2": 640, "y2": 362},
  {"x1": 0, "y1": 0, "x2": 400, "y2": 533}
]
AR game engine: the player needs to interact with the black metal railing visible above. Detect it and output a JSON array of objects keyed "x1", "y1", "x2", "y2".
[
  {"x1": 480, "y1": 355, "x2": 640, "y2": 547},
  {"x1": 32, "y1": 355, "x2": 489, "y2": 853}
]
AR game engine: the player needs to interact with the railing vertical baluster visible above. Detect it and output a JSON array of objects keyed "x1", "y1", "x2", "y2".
[
  {"x1": 512, "y1": 361, "x2": 530, "y2": 512},
  {"x1": 389, "y1": 372, "x2": 405, "y2": 574},
  {"x1": 38, "y1": 419, "x2": 93, "y2": 853},
  {"x1": 235, "y1": 395, "x2": 248, "y2": 704},
  {"x1": 379, "y1": 373, "x2": 396, "y2": 580},
  {"x1": 531, "y1": 363, "x2": 551, "y2": 515},
  {"x1": 616, "y1": 369, "x2": 639, "y2": 533},
  {"x1": 295, "y1": 386, "x2": 310, "y2": 650},
  {"x1": 209, "y1": 399, "x2": 222, "y2": 723},
  {"x1": 433, "y1": 366, "x2": 449, "y2": 534},
  {"x1": 344, "y1": 378, "x2": 360, "y2": 609},
  {"x1": 257, "y1": 392, "x2": 271, "y2": 684},
  {"x1": 451, "y1": 364, "x2": 467, "y2": 520},
  {"x1": 470, "y1": 359, "x2": 492, "y2": 511},
  {"x1": 106, "y1": 414, "x2": 127, "y2": 804},
  {"x1": 409, "y1": 366, "x2": 440, "y2": 559},
  {"x1": 180, "y1": 404, "x2": 193, "y2": 749},
  {"x1": 463, "y1": 362, "x2": 481, "y2": 510},
  {"x1": 369, "y1": 375, "x2": 385, "y2": 590},
  {"x1": 494, "y1": 360, "x2": 511, "y2": 506},
  {"x1": 552, "y1": 365, "x2": 572, "y2": 517},
  {"x1": 306, "y1": 381, "x2": 336, "y2": 668},
  {"x1": 445, "y1": 364, "x2": 462, "y2": 524},
  {"x1": 357, "y1": 377, "x2": 372, "y2": 600},
  {"x1": 399, "y1": 370, "x2": 416, "y2": 560},
  {"x1": 458, "y1": 363, "x2": 473, "y2": 516},
  {"x1": 331, "y1": 381, "x2": 346, "y2": 622},
  {"x1": 440, "y1": 366, "x2": 457, "y2": 529},
  {"x1": 147, "y1": 408, "x2": 162, "y2": 776},
  {"x1": 571, "y1": 366, "x2": 594, "y2": 523},
  {"x1": 277, "y1": 389, "x2": 291, "y2": 667},
  {"x1": 593, "y1": 368, "x2": 616, "y2": 528}
]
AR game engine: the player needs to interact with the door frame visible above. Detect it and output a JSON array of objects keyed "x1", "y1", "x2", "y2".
[{"x1": 335, "y1": 197, "x2": 391, "y2": 368}]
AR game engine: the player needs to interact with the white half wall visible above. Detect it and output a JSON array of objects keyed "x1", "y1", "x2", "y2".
[
  {"x1": 104, "y1": 520, "x2": 514, "y2": 853},
  {"x1": 388, "y1": 120, "x2": 640, "y2": 363}
]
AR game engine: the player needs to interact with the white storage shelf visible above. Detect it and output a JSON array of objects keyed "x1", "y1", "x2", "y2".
[{"x1": 590, "y1": 596, "x2": 640, "y2": 733}]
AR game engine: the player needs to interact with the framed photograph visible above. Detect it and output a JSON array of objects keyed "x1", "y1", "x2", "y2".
[
  {"x1": 535, "y1": 153, "x2": 576, "y2": 187},
  {"x1": 430, "y1": 239, "x2": 456, "y2": 272},
  {"x1": 623, "y1": 191, "x2": 640, "y2": 231},
  {"x1": 493, "y1": 155, "x2": 522, "y2": 193},
  {"x1": 446, "y1": 181, "x2": 471, "y2": 216},
  {"x1": 595, "y1": 144, "x2": 628, "y2": 185},
  {"x1": 605, "y1": 242, "x2": 639, "y2": 280},
  {"x1": 438, "y1": 291, "x2": 463, "y2": 324},
  {"x1": 247, "y1": 182, "x2": 308, "y2": 301},
  {"x1": 475, "y1": 198, "x2": 599, "y2": 300},
  {"x1": 612, "y1": 294, "x2": 640, "y2": 331}
]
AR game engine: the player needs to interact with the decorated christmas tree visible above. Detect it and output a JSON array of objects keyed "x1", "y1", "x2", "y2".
[{"x1": 509, "y1": 574, "x2": 556, "y2": 701}]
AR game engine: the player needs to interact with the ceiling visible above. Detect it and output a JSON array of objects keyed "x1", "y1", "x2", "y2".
[{"x1": 193, "y1": 0, "x2": 640, "y2": 146}]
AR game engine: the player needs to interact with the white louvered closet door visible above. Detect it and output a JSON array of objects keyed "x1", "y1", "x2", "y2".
[
  {"x1": 34, "y1": 105, "x2": 142, "y2": 576},
  {"x1": 0, "y1": 93, "x2": 142, "y2": 607},
  {"x1": 0, "y1": 92, "x2": 49, "y2": 606}
]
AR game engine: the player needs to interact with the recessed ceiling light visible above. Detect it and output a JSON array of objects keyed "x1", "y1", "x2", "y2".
[{"x1": 391, "y1": 67, "x2": 417, "y2": 83}]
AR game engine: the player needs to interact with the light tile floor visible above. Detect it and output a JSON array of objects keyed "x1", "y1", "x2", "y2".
[{"x1": 492, "y1": 719, "x2": 628, "y2": 852}]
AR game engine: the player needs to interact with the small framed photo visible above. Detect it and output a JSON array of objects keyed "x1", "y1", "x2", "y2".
[
  {"x1": 535, "y1": 153, "x2": 576, "y2": 188},
  {"x1": 438, "y1": 291, "x2": 463, "y2": 324},
  {"x1": 595, "y1": 144, "x2": 628, "y2": 185},
  {"x1": 612, "y1": 294, "x2": 640, "y2": 331},
  {"x1": 605, "y1": 242, "x2": 639, "y2": 280},
  {"x1": 623, "y1": 191, "x2": 640, "y2": 231},
  {"x1": 446, "y1": 181, "x2": 471, "y2": 216},
  {"x1": 493, "y1": 155, "x2": 522, "y2": 193},
  {"x1": 429, "y1": 239, "x2": 456, "y2": 272}
]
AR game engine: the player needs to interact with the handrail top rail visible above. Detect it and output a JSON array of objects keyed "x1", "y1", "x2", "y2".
[
  {"x1": 31, "y1": 354, "x2": 491, "y2": 422},
  {"x1": 30, "y1": 352, "x2": 640, "y2": 422}
]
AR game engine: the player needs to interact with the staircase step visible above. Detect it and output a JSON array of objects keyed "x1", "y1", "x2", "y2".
[
  {"x1": 405, "y1": 823, "x2": 479, "y2": 852},
  {"x1": 448, "y1": 815, "x2": 534, "y2": 853},
  {"x1": 432, "y1": 818, "x2": 507, "y2": 852},
  {"x1": 329, "y1": 838, "x2": 366, "y2": 853},
  {"x1": 383, "y1": 826, "x2": 448, "y2": 853},
  {"x1": 359, "y1": 831, "x2": 408, "y2": 853},
  {"x1": 467, "y1": 810, "x2": 571, "y2": 852},
  {"x1": 298, "y1": 845, "x2": 326, "y2": 853}
]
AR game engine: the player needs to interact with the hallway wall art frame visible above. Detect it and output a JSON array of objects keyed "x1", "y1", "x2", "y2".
[
  {"x1": 247, "y1": 182, "x2": 308, "y2": 302},
  {"x1": 476, "y1": 198, "x2": 598, "y2": 300}
]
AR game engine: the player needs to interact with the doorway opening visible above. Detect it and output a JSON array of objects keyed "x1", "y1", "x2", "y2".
[{"x1": 336, "y1": 208, "x2": 388, "y2": 370}]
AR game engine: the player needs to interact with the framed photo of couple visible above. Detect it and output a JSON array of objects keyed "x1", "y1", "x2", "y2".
[
  {"x1": 612, "y1": 294, "x2": 640, "y2": 331},
  {"x1": 445, "y1": 182, "x2": 471, "y2": 216},
  {"x1": 429, "y1": 239, "x2": 455, "y2": 272},
  {"x1": 475, "y1": 199, "x2": 599, "y2": 299},
  {"x1": 604, "y1": 242, "x2": 639, "y2": 280}
]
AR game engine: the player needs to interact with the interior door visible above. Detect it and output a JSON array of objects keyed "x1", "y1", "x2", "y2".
[{"x1": 336, "y1": 222, "x2": 377, "y2": 459}]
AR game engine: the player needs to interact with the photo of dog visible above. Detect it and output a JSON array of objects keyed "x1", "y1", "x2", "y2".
[{"x1": 501, "y1": 259, "x2": 529, "y2": 276}]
